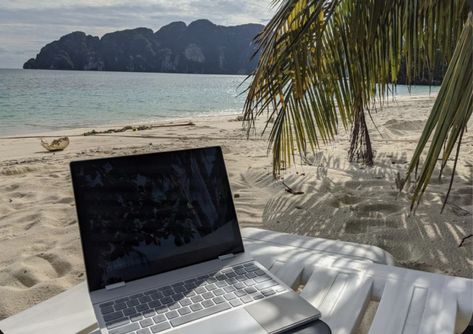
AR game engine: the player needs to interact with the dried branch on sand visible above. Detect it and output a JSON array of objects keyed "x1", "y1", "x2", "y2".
[
  {"x1": 282, "y1": 181, "x2": 304, "y2": 195},
  {"x1": 83, "y1": 122, "x2": 195, "y2": 136}
]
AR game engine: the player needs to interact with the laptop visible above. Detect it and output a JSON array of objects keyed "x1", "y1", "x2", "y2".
[{"x1": 70, "y1": 146, "x2": 321, "y2": 334}]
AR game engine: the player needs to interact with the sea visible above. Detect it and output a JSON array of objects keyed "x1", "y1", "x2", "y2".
[{"x1": 0, "y1": 69, "x2": 439, "y2": 137}]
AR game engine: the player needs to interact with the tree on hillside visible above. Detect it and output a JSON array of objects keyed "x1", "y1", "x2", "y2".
[{"x1": 243, "y1": 0, "x2": 472, "y2": 210}]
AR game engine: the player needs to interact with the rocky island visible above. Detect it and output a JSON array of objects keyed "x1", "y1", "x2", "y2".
[{"x1": 23, "y1": 19, "x2": 263, "y2": 74}]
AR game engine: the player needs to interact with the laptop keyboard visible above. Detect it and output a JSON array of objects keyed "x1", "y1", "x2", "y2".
[{"x1": 99, "y1": 262, "x2": 287, "y2": 334}]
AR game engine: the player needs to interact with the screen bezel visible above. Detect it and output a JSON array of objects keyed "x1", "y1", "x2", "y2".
[{"x1": 70, "y1": 146, "x2": 244, "y2": 291}]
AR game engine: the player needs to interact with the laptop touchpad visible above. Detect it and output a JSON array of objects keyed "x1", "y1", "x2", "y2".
[
  {"x1": 172, "y1": 308, "x2": 267, "y2": 334},
  {"x1": 244, "y1": 292, "x2": 320, "y2": 333}
]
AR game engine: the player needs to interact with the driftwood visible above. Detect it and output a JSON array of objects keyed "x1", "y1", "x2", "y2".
[
  {"x1": 40, "y1": 137, "x2": 70, "y2": 152},
  {"x1": 459, "y1": 234, "x2": 473, "y2": 247},
  {"x1": 83, "y1": 122, "x2": 195, "y2": 136},
  {"x1": 282, "y1": 181, "x2": 304, "y2": 195}
]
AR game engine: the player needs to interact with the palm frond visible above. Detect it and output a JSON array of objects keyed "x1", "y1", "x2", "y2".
[
  {"x1": 402, "y1": 13, "x2": 473, "y2": 211},
  {"x1": 243, "y1": 0, "x2": 470, "y2": 196}
]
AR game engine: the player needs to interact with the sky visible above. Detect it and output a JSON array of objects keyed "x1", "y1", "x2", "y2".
[{"x1": 0, "y1": 0, "x2": 275, "y2": 68}]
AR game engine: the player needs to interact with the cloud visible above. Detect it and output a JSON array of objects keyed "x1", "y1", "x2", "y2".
[
  {"x1": 1, "y1": 0, "x2": 167, "y2": 10},
  {"x1": 0, "y1": 0, "x2": 274, "y2": 68}
]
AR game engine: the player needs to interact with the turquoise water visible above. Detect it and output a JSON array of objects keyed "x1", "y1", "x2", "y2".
[
  {"x1": 0, "y1": 69, "x2": 248, "y2": 136},
  {"x1": 0, "y1": 69, "x2": 439, "y2": 137}
]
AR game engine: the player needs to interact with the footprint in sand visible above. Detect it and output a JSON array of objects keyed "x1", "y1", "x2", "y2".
[
  {"x1": 343, "y1": 179, "x2": 390, "y2": 190},
  {"x1": 448, "y1": 186, "x2": 473, "y2": 206},
  {"x1": 341, "y1": 176, "x2": 405, "y2": 234},
  {"x1": 355, "y1": 202, "x2": 404, "y2": 217},
  {"x1": 4, "y1": 253, "x2": 72, "y2": 289},
  {"x1": 2, "y1": 212, "x2": 43, "y2": 232},
  {"x1": 27, "y1": 240, "x2": 52, "y2": 253},
  {"x1": 4, "y1": 183, "x2": 20, "y2": 191},
  {"x1": 37, "y1": 253, "x2": 72, "y2": 277},
  {"x1": 48, "y1": 172, "x2": 66, "y2": 179},
  {"x1": 8, "y1": 191, "x2": 26, "y2": 200},
  {"x1": 455, "y1": 186, "x2": 473, "y2": 195},
  {"x1": 55, "y1": 196, "x2": 75, "y2": 204},
  {"x1": 344, "y1": 217, "x2": 402, "y2": 234},
  {"x1": 23, "y1": 221, "x2": 38, "y2": 231},
  {"x1": 340, "y1": 195, "x2": 360, "y2": 205}
]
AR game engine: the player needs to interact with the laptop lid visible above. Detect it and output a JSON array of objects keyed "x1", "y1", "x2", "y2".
[{"x1": 70, "y1": 146, "x2": 244, "y2": 292}]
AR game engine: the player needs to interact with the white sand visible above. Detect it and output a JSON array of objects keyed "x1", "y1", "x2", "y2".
[{"x1": 0, "y1": 95, "x2": 471, "y2": 320}]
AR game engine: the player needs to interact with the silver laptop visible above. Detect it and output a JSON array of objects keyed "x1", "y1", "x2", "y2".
[{"x1": 70, "y1": 146, "x2": 321, "y2": 334}]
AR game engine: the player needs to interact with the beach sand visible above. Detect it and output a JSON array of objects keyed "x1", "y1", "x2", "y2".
[{"x1": 0, "y1": 95, "x2": 472, "y2": 320}]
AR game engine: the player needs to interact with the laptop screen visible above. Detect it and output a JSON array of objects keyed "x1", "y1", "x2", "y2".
[{"x1": 70, "y1": 146, "x2": 244, "y2": 291}]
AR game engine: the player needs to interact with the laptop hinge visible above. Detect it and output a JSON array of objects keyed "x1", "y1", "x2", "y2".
[
  {"x1": 105, "y1": 281, "x2": 126, "y2": 290},
  {"x1": 218, "y1": 253, "x2": 235, "y2": 260}
]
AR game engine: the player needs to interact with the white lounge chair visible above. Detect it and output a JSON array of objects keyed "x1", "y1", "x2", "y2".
[{"x1": 1, "y1": 228, "x2": 472, "y2": 334}]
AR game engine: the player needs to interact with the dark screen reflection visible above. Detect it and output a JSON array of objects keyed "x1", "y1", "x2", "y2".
[{"x1": 71, "y1": 147, "x2": 242, "y2": 290}]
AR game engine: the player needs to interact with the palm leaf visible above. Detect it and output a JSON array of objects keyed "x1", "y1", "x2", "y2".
[
  {"x1": 402, "y1": 13, "x2": 473, "y2": 211},
  {"x1": 243, "y1": 0, "x2": 470, "y2": 211}
]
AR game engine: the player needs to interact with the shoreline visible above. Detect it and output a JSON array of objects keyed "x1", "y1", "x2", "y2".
[
  {"x1": 0, "y1": 114, "x2": 252, "y2": 162},
  {"x1": 0, "y1": 92, "x2": 440, "y2": 139},
  {"x1": 0, "y1": 111, "x2": 244, "y2": 140}
]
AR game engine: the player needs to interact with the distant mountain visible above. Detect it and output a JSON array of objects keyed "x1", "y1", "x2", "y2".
[{"x1": 23, "y1": 20, "x2": 263, "y2": 75}]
